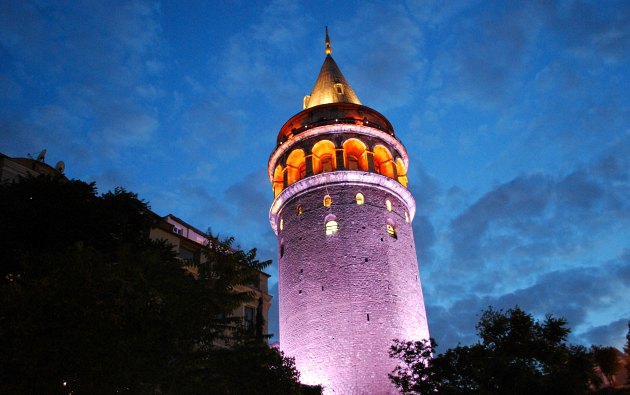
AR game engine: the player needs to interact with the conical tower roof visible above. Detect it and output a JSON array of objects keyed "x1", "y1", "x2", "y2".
[{"x1": 303, "y1": 29, "x2": 361, "y2": 109}]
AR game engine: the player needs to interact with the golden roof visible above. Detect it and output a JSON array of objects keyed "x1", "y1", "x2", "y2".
[{"x1": 303, "y1": 29, "x2": 361, "y2": 109}]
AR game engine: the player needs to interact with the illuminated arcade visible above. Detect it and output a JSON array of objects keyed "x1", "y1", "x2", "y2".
[{"x1": 268, "y1": 29, "x2": 430, "y2": 394}]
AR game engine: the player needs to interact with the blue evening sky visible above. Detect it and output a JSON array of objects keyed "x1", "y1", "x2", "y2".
[{"x1": 2, "y1": 0, "x2": 629, "y2": 350}]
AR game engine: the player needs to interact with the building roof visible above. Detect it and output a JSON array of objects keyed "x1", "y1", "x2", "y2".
[{"x1": 303, "y1": 30, "x2": 361, "y2": 109}]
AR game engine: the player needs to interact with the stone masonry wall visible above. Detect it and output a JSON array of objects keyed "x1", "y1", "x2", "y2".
[{"x1": 277, "y1": 180, "x2": 430, "y2": 394}]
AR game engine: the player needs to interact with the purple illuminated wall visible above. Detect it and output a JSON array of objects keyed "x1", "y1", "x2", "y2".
[{"x1": 273, "y1": 169, "x2": 429, "y2": 393}]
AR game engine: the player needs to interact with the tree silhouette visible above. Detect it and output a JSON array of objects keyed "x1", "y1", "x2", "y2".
[{"x1": 390, "y1": 306, "x2": 599, "y2": 395}]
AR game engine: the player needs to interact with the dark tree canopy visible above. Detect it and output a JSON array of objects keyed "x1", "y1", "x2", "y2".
[
  {"x1": 0, "y1": 175, "x2": 311, "y2": 395},
  {"x1": 390, "y1": 306, "x2": 600, "y2": 395}
]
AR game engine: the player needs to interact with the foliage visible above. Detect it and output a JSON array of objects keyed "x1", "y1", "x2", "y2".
[
  {"x1": 390, "y1": 306, "x2": 599, "y2": 395},
  {"x1": 592, "y1": 346, "x2": 623, "y2": 388},
  {"x1": 0, "y1": 175, "x2": 309, "y2": 394}
]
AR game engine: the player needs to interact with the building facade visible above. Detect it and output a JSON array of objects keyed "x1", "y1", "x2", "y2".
[
  {"x1": 268, "y1": 31, "x2": 430, "y2": 394},
  {"x1": 150, "y1": 214, "x2": 273, "y2": 339}
]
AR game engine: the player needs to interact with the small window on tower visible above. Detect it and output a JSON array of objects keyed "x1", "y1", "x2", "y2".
[
  {"x1": 356, "y1": 193, "x2": 364, "y2": 205},
  {"x1": 325, "y1": 214, "x2": 338, "y2": 236},
  {"x1": 297, "y1": 205, "x2": 303, "y2": 216},
  {"x1": 347, "y1": 155, "x2": 359, "y2": 170},
  {"x1": 279, "y1": 218, "x2": 284, "y2": 231},
  {"x1": 334, "y1": 83, "x2": 344, "y2": 95},
  {"x1": 323, "y1": 195, "x2": 332, "y2": 207},
  {"x1": 405, "y1": 211, "x2": 410, "y2": 223},
  {"x1": 387, "y1": 223, "x2": 397, "y2": 239},
  {"x1": 326, "y1": 220, "x2": 339, "y2": 236},
  {"x1": 386, "y1": 199, "x2": 392, "y2": 212},
  {"x1": 321, "y1": 154, "x2": 333, "y2": 172}
]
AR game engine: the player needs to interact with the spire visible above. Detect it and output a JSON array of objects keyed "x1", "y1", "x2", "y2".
[{"x1": 303, "y1": 28, "x2": 361, "y2": 109}]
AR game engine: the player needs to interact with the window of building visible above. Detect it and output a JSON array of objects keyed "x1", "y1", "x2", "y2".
[
  {"x1": 347, "y1": 155, "x2": 359, "y2": 170},
  {"x1": 286, "y1": 149, "x2": 306, "y2": 186},
  {"x1": 356, "y1": 193, "x2": 364, "y2": 205},
  {"x1": 325, "y1": 214, "x2": 338, "y2": 236},
  {"x1": 244, "y1": 306, "x2": 255, "y2": 331},
  {"x1": 386, "y1": 199, "x2": 392, "y2": 212},
  {"x1": 179, "y1": 247, "x2": 195, "y2": 261},
  {"x1": 321, "y1": 154, "x2": 334, "y2": 172},
  {"x1": 387, "y1": 223, "x2": 397, "y2": 239},
  {"x1": 297, "y1": 205, "x2": 303, "y2": 216},
  {"x1": 280, "y1": 218, "x2": 284, "y2": 231},
  {"x1": 323, "y1": 195, "x2": 332, "y2": 207},
  {"x1": 373, "y1": 145, "x2": 395, "y2": 179},
  {"x1": 325, "y1": 220, "x2": 339, "y2": 236},
  {"x1": 343, "y1": 139, "x2": 368, "y2": 171},
  {"x1": 280, "y1": 245, "x2": 285, "y2": 258},
  {"x1": 405, "y1": 211, "x2": 410, "y2": 223},
  {"x1": 334, "y1": 83, "x2": 344, "y2": 95},
  {"x1": 273, "y1": 165, "x2": 284, "y2": 198}
]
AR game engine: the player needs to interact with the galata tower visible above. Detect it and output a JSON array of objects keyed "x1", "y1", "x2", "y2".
[{"x1": 268, "y1": 29, "x2": 430, "y2": 394}]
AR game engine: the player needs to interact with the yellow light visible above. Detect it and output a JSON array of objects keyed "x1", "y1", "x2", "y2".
[
  {"x1": 387, "y1": 224, "x2": 397, "y2": 238},
  {"x1": 325, "y1": 220, "x2": 338, "y2": 236},
  {"x1": 386, "y1": 199, "x2": 392, "y2": 212},
  {"x1": 356, "y1": 193, "x2": 364, "y2": 205},
  {"x1": 323, "y1": 195, "x2": 332, "y2": 207}
]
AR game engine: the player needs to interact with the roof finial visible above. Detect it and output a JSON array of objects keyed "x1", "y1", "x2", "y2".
[{"x1": 325, "y1": 26, "x2": 332, "y2": 55}]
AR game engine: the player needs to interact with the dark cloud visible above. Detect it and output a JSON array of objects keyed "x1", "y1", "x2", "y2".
[{"x1": 581, "y1": 319, "x2": 630, "y2": 348}]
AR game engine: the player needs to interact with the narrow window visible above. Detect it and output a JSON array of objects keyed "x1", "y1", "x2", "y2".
[
  {"x1": 323, "y1": 195, "x2": 332, "y2": 207},
  {"x1": 297, "y1": 205, "x2": 303, "y2": 216},
  {"x1": 367, "y1": 313, "x2": 370, "y2": 321},
  {"x1": 347, "y1": 155, "x2": 359, "y2": 170},
  {"x1": 321, "y1": 154, "x2": 333, "y2": 172},
  {"x1": 279, "y1": 218, "x2": 284, "y2": 231},
  {"x1": 334, "y1": 83, "x2": 344, "y2": 95},
  {"x1": 386, "y1": 199, "x2": 392, "y2": 212},
  {"x1": 280, "y1": 245, "x2": 284, "y2": 258},
  {"x1": 405, "y1": 211, "x2": 409, "y2": 223},
  {"x1": 387, "y1": 224, "x2": 397, "y2": 239},
  {"x1": 325, "y1": 220, "x2": 339, "y2": 236},
  {"x1": 244, "y1": 307, "x2": 255, "y2": 331},
  {"x1": 356, "y1": 193, "x2": 364, "y2": 205}
]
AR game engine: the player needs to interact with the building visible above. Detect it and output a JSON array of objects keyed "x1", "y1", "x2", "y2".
[
  {"x1": 0, "y1": 150, "x2": 65, "y2": 183},
  {"x1": 150, "y1": 214, "x2": 273, "y2": 339},
  {"x1": 267, "y1": 30, "x2": 430, "y2": 393}
]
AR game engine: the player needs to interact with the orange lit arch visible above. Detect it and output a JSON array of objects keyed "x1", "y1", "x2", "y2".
[
  {"x1": 343, "y1": 138, "x2": 368, "y2": 171},
  {"x1": 312, "y1": 140, "x2": 336, "y2": 174},
  {"x1": 286, "y1": 149, "x2": 306, "y2": 186},
  {"x1": 273, "y1": 165, "x2": 284, "y2": 197},
  {"x1": 373, "y1": 145, "x2": 395, "y2": 179},
  {"x1": 396, "y1": 158, "x2": 408, "y2": 187}
]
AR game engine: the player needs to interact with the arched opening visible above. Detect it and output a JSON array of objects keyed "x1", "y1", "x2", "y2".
[
  {"x1": 286, "y1": 149, "x2": 306, "y2": 186},
  {"x1": 396, "y1": 158, "x2": 408, "y2": 188},
  {"x1": 356, "y1": 193, "x2": 364, "y2": 205},
  {"x1": 374, "y1": 145, "x2": 395, "y2": 179},
  {"x1": 386, "y1": 199, "x2": 392, "y2": 212},
  {"x1": 312, "y1": 140, "x2": 336, "y2": 174},
  {"x1": 325, "y1": 214, "x2": 338, "y2": 236},
  {"x1": 273, "y1": 165, "x2": 284, "y2": 198},
  {"x1": 297, "y1": 205, "x2": 303, "y2": 216},
  {"x1": 323, "y1": 194, "x2": 332, "y2": 207},
  {"x1": 343, "y1": 138, "x2": 369, "y2": 171}
]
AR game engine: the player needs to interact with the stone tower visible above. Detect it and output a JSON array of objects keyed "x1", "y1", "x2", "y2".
[{"x1": 267, "y1": 30, "x2": 430, "y2": 394}]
